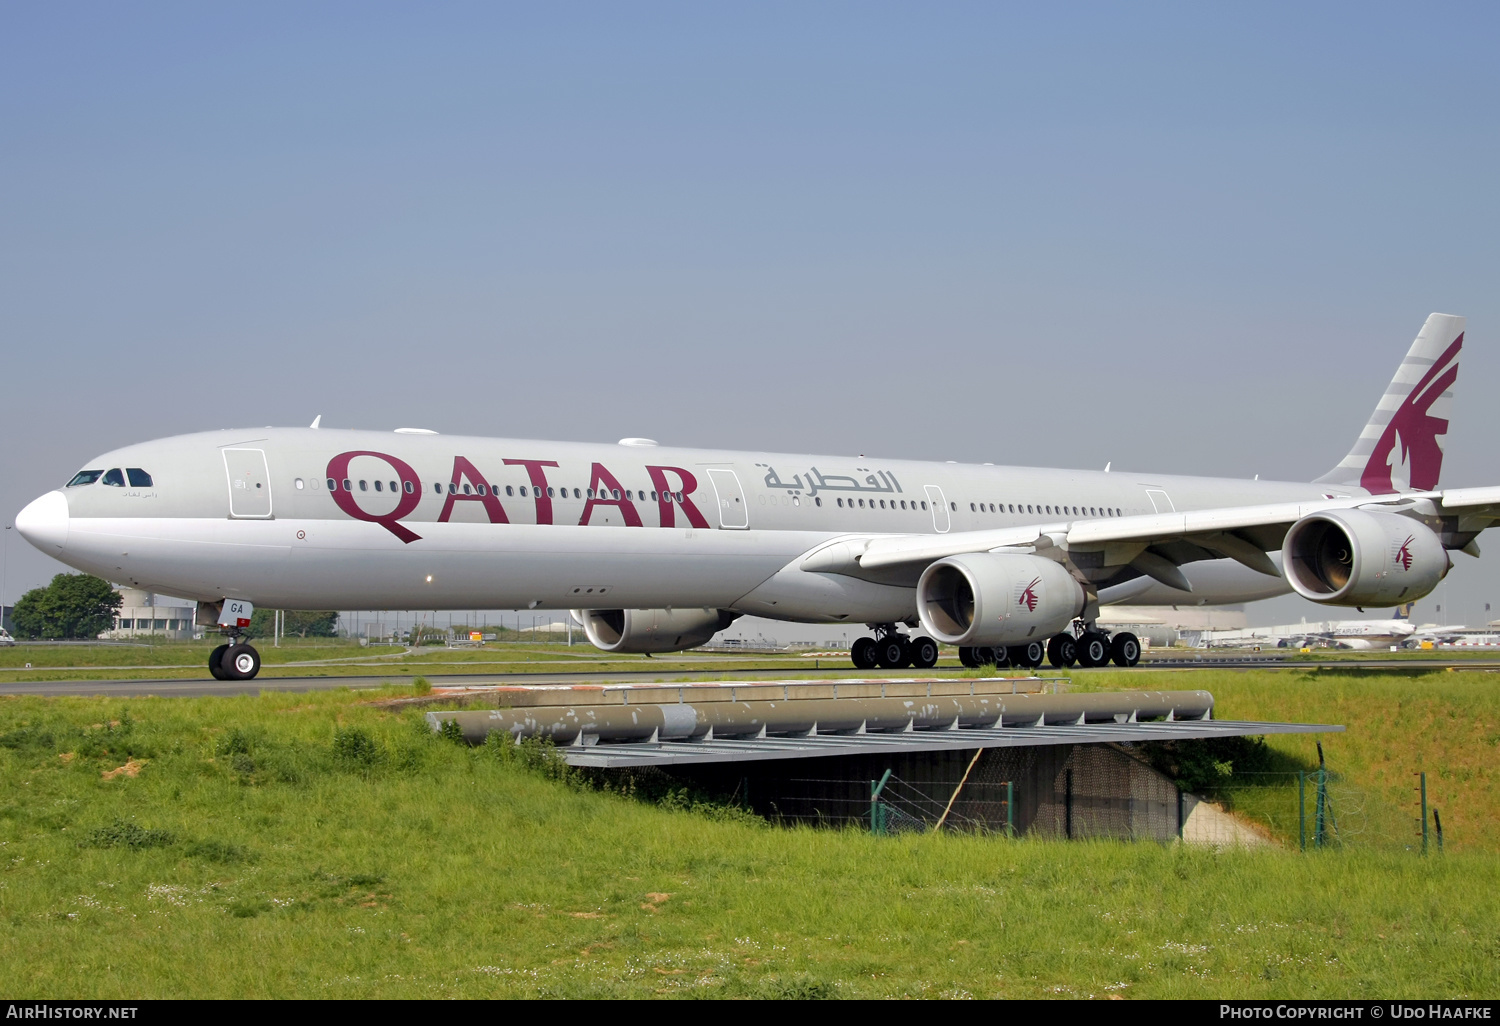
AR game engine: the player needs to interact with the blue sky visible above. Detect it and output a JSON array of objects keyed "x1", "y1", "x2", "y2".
[{"x1": 3, "y1": 2, "x2": 1499, "y2": 625}]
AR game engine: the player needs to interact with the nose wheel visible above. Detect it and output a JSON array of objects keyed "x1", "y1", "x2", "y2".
[{"x1": 209, "y1": 640, "x2": 262, "y2": 680}]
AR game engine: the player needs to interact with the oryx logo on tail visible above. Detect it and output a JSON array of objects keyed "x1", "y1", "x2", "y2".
[
  {"x1": 1362, "y1": 333, "x2": 1463, "y2": 494},
  {"x1": 1018, "y1": 577, "x2": 1041, "y2": 612}
]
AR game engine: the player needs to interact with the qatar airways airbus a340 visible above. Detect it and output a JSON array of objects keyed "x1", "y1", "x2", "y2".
[{"x1": 16, "y1": 314, "x2": 1500, "y2": 681}]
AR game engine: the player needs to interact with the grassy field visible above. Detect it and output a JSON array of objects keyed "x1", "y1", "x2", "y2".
[{"x1": 1, "y1": 669, "x2": 1497, "y2": 998}]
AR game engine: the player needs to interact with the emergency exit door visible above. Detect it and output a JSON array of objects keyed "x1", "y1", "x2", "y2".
[
  {"x1": 707, "y1": 468, "x2": 749, "y2": 529},
  {"x1": 223, "y1": 448, "x2": 273, "y2": 519}
]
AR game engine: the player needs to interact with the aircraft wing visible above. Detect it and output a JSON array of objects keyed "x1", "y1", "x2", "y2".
[{"x1": 804, "y1": 487, "x2": 1495, "y2": 594}]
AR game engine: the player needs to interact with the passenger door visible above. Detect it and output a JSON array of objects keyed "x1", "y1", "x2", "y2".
[
  {"x1": 924, "y1": 484, "x2": 950, "y2": 533},
  {"x1": 223, "y1": 448, "x2": 273, "y2": 519},
  {"x1": 706, "y1": 468, "x2": 749, "y2": 529}
]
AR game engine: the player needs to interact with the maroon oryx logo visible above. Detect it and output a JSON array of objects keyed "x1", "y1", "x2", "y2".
[
  {"x1": 1396, "y1": 536, "x2": 1415, "y2": 571},
  {"x1": 1018, "y1": 577, "x2": 1041, "y2": 612}
]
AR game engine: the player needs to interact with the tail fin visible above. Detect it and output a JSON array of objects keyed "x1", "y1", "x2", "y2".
[{"x1": 1315, "y1": 313, "x2": 1465, "y2": 494}]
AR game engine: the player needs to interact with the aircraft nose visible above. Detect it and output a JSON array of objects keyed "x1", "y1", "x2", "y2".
[{"x1": 16, "y1": 490, "x2": 70, "y2": 556}]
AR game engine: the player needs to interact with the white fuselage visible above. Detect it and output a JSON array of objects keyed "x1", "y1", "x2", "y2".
[{"x1": 20, "y1": 427, "x2": 1344, "y2": 622}]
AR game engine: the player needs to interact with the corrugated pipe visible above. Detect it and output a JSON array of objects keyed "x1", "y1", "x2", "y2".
[{"x1": 427, "y1": 689, "x2": 1212, "y2": 746}]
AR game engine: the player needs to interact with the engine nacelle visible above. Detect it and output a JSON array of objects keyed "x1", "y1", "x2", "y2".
[
  {"x1": 917, "y1": 553, "x2": 1086, "y2": 647},
  {"x1": 572, "y1": 607, "x2": 738, "y2": 654},
  {"x1": 1283, "y1": 510, "x2": 1449, "y2": 606}
]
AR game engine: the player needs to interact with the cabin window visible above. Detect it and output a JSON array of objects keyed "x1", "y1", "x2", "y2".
[
  {"x1": 102, "y1": 468, "x2": 125, "y2": 487},
  {"x1": 650, "y1": 490, "x2": 658, "y2": 501},
  {"x1": 587, "y1": 488, "x2": 595, "y2": 499},
  {"x1": 374, "y1": 480, "x2": 383, "y2": 492},
  {"x1": 950, "y1": 502, "x2": 957, "y2": 511},
  {"x1": 815, "y1": 497, "x2": 822, "y2": 507},
  {"x1": 126, "y1": 468, "x2": 153, "y2": 487},
  {"x1": 519, "y1": 486, "x2": 528, "y2": 496},
  {"x1": 67, "y1": 471, "x2": 103, "y2": 487},
  {"x1": 674, "y1": 491, "x2": 684, "y2": 503},
  {"x1": 404, "y1": 481, "x2": 415, "y2": 494},
  {"x1": 294, "y1": 478, "x2": 305, "y2": 490},
  {"x1": 546, "y1": 487, "x2": 555, "y2": 498},
  {"x1": 837, "y1": 498, "x2": 844, "y2": 507},
  {"x1": 461, "y1": 484, "x2": 471, "y2": 495},
  {"x1": 970, "y1": 502, "x2": 977, "y2": 512},
  {"x1": 359, "y1": 480, "x2": 368, "y2": 491},
  {"x1": 326, "y1": 478, "x2": 336, "y2": 490},
  {"x1": 921, "y1": 501, "x2": 928, "y2": 510},
  {"x1": 611, "y1": 489, "x2": 620, "y2": 500},
  {"x1": 858, "y1": 498, "x2": 865, "y2": 508}
]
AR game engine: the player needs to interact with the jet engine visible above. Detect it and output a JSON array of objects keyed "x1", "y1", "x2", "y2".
[
  {"x1": 572, "y1": 607, "x2": 739, "y2": 654},
  {"x1": 916, "y1": 553, "x2": 1086, "y2": 647},
  {"x1": 1283, "y1": 510, "x2": 1449, "y2": 606}
]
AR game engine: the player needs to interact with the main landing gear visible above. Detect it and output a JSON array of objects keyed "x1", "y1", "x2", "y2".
[
  {"x1": 958, "y1": 641, "x2": 1045, "y2": 669},
  {"x1": 208, "y1": 636, "x2": 262, "y2": 681},
  {"x1": 850, "y1": 625, "x2": 940, "y2": 670},
  {"x1": 1044, "y1": 624, "x2": 1141, "y2": 669}
]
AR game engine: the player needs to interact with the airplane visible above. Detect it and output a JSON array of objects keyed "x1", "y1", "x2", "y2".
[{"x1": 16, "y1": 313, "x2": 1500, "y2": 682}]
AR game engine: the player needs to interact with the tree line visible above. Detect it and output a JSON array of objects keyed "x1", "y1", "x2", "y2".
[{"x1": 9, "y1": 573, "x2": 338, "y2": 640}]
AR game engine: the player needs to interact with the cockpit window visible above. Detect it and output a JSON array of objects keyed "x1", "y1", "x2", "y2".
[
  {"x1": 67, "y1": 470, "x2": 104, "y2": 487},
  {"x1": 101, "y1": 468, "x2": 126, "y2": 487},
  {"x1": 126, "y1": 468, "x2": 153, "y2": 487}
]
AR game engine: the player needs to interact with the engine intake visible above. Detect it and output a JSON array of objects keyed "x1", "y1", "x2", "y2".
[
  {"x1": 1283, "y1": 510, "x2": 1449, "y2": 606},
  {"x1": 917, "y1": 553, "x2": 1085, "y2": 647},
  {"x1": 572, "y1": 607, "x2": 738, "y2": 654}
]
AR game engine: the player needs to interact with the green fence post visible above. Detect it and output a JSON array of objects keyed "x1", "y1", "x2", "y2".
[
  {"x1": 1315, "y1": 770, "x2": 1327, "y2": 848},
  {"x1": 1298, "y1": 771, "x2": 1306, "y2": 852},
  {"x1": 1420, "y1": 772, "x2": 1429, "y2": 856},
  {"x1": 1433, "y1": 808, "x2": 1444, "y2": 852},
  {"x1": 871, "y1": 769, "x2": 892, "y2": 837}
]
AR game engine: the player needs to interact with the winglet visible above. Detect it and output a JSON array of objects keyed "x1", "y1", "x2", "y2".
[{"x1": 310, "y1": 415, "x2": 322, "y2": 429}]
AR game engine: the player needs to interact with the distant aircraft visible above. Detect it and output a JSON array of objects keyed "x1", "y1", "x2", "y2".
[{"x1": 17, "y1": 314, "x2": 1500, "y2": 681}]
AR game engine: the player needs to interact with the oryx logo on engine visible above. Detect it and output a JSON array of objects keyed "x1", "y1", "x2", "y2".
[
  {"x1": 1017, "y1": 577, "x2": 1041, "y2": 612},
  {"x1": 1395, "y1": 536, "x2": 1415, "y2": 571}
]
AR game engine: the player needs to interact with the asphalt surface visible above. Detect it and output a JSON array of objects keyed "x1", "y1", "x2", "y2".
[{"x1": 2, "y1": 655, "x2": 1496, "y2": 698}]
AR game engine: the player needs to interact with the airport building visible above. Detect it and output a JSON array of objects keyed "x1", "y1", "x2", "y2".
[{"x1": 102, "y1": 588, "x2": 198, "y2": 641}]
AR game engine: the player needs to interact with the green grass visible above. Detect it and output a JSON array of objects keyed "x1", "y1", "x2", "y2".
[{"x1": 1, "y1": 674, "x2": 1498, "y2": 998}]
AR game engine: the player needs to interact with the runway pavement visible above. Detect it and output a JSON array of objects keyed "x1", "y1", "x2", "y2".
[{"x1": 2, "y1": 655, "x2": 1497, "y2": 698}]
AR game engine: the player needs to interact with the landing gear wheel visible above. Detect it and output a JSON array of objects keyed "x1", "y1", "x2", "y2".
[
  {"x1": 1076, "y1": 632, "x2": 1111, "y2": 668},
  {"x1": 876, "y1": 636, "x2": 910, "y2": 669},
  {"x1": 851, "y1": 636, "x2": 879, "y2": 670},
  {"x1": 208, "y1": 644, "x2": 230, "y2": 681},
  {"x1": 1009, "y1": 641, "x2": 1045, "y2": 669},
  {"x1": 910, "y1": 636, "x2": 940, "y2": 669},
  {"x1": 1047, "y1": 634, "x2": 1078, "y2": 669},
  {"x1": 221, "y1": 643, "x2": 261, "y2": 680},
  {"x1": 958, "y1": 646, "x2": 978, "y2": 668},
  {"x1": 1110, "y1": 631, "x2": 1142, "y2": 667},
  {"x1": 991, "y1": 645, "x2": 1011, "y2": 668}
]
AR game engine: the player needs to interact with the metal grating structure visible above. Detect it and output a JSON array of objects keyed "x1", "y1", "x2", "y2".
[{"x1": 557, "y1": 719, "x2": 1341, "y2": 769}]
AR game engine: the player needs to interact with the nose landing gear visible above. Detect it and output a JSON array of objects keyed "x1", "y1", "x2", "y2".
[{"x1": 208, "y1": 637, "x2": 262, "y2": 680}]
